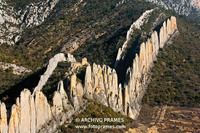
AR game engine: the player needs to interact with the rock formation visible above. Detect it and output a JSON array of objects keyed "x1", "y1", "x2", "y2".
[
  {"x1": 0, "y1": 0, "x2": 60, "y2": 45},
  {"x1": 0, "y1": 62, "x2": 32, "y2": 75},
  {"x1": 0, "y1": 80, "x2": 75, "y2": 133},
  {"x1": 115, "y1": 8, "x2": 155, "y2": 68},
  {"x1": 0, "y1": 16, "x2": 178, "y2": 133},
  {"x1": 33, "y1": 53, "x2": 67, "y2": 93},
  {"x1": 77, "y1": 16, "x2": 177, "y2": 119},
  {"x1": 0, "y1": 102, "x2": 7, "y2": 133},
  {"x1": 145, "y1": 0, "x2": 200, "y2": 20}
]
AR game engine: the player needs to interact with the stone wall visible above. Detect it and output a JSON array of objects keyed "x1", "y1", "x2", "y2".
[{"x1": 0, "y1": 16, "x2": 178, "y2": 133}]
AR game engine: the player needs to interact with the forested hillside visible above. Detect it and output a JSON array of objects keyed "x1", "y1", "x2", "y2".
[{"x1": 143, "y1": 17, "x2": 200, "y2": 106}]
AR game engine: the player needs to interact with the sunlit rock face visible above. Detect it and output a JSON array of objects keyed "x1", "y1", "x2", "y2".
[
  {"x1": 0, "y1": 16, "x2": 178, "y2": 133},
  {"x1": 80, "y1": 16, "x2": 178, "y2": 119},
  {"x1": 115, "y1": 8, "x2": 155, "y2": 68},
  {"x1": 1, "y1": 82, "x2": 75, "y2": 133},
  {"x1": 0, "y1": 102, "x2": 8, "y2": 133},
  {"x1": 33, "y1": 53, "x2": 67, "y2": 93}
]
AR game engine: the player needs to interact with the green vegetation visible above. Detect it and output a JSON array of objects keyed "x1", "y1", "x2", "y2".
[
  {"x1": 73, "y1": 0, "x2": 156, "y2": 66},
  {"x1": 7, "y1": 0, "x2": 46, "y2": 10},
  {"x1": 0, "y1": 44, "x2": 41, "y2": 69},
  {"x1": 1, "y1": 0, "x2": 200, "y2": 110},
  {"x1": 59, "y1": 98, "x2": 133, "y2": 132},
  {"x1": 0, "y1": 0, "x2": 156, "y2": 97},
  {"x1": 143, "y1": 17, "x2": 200, "y2": 106},
  {"x1": 0, "y1": 67, "x2": 46, "y2": 107},
  {"x1": 42, "y1": 64, "x2": 68, "y2": 102},
  {"x1": 0, "y1": 69, "x2": 21, "y2": 94}
]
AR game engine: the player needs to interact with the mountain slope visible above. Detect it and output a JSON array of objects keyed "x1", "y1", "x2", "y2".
[
  {"x1": 143, "y1": 16, "x2": 200, "y2": 106},
  {"x1": 145, "y1": 0, "x2": 200, "y2": 20},
  {"x1": 0, "y1": 0, "x2": 200, "y2": 133}
]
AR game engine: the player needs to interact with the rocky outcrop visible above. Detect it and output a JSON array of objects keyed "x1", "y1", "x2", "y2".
[
  {"x1": 33, "y1": 53, "x2": 66, "y2": 93},
  {"x1": 0, "y1": 102, "x2": 7, "y2": 133},
  {"x1": 122, "y1": 16, "x2": 177, "y2": 119},
  {"x1": 0, "y1": 80, "x2": 75, "y2": 133},
  {"x1": 115, "y1": 9, "x2": 155, "y2": 68},
  {"x1": 19, "y1": 0, "x2": 59, "y2": 28},
  {"x1": 0, "y1": 0, "x2": 59, "y2": 45},
  {"x1": 145, "y1": 0, "x2": 200, "y2": 20},
  {"x1": 0, "y1": 16, "x2": 178, "y2": 133},
  {"x1": 116, "y1": 0, "x2": 131, "y2": 7},
  {"x1": 0, "y1": 62, "x2": 32, "y2": 75},
  {"x1": 33, "y1": 53, "x2": 78, "y2": 93},
  {"x1": 67, "y1": 53, "x2": 76, "y2": 62},
  {"x1": 0, "y1": 0, "x2": 21, "y2": 45},
  {"x1": 80, "y1": 16, "x2": 177, "y2": 119}
]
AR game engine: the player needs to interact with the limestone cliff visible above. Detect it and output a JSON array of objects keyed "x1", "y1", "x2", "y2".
[
  {"x1": 145, "y1": 0, "x2": 200, "y2": 20},
  {"x1": 0, "y1": 0, "x2": 86, "y2": 45},
  {"x1": 0, "y1": 0, "x2": 59, "y2": 45},
  {"x1": 0, "y1": 80, "x2": 75, "y2": 133},
  {"x1": 33, "y1": 53, "x2": 67, "y2": 93},
  {"x1": 68, "y1": 16, "x2": 177, "y2": 119},
  {"x1": 0, "y1": 16, "x2": 178, "y2": 133},
  {"x1": 114, "y1": 8, "x2": 155, "y2": 68}
]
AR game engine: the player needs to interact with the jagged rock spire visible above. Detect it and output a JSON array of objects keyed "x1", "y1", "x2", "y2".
[{"x1": 1, "y1": 16, "x2": 178, "y2": 133}]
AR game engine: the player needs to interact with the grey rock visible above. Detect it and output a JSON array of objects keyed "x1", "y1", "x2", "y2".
[{"x1": 33, "y1": 53, "x2": 66, "y2": 93}]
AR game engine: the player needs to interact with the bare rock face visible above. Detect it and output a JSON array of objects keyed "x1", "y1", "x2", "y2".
[
  {"x1": 123, "y1": 16, "x2": 177, "y2": 119},
  {"x1": 30, "y1": 96, "x2": 36, "y2": 133},
  {"x1": 52, "y1": 91, "x2": 63, "y2": 120},
  {"x1": 20, "y1": 89, "x2": 31, "y2": 133},
  {"x1": 1, "y1": 16, "x2": 178, "y2": 133},
  {"x1": 84, "y1": 65, "x2": 93, "y2": 98},
  {"x1": 75, "y1": 16, "x2": 178, "y2": 120},
  {"x1": 1, "y1": 80, "x2": 75, "y2": 133},
  {"x1": 69, "y1": 74, "x2": 82, "y2": 111},
  {"x1": 20, "y1": 0, "x2": 60, "y2": 29},
  {"x1": 145, "y1": 0, "x2": 200, "y2": 20},
  {"x1": 117, "y1": 84, "x2": 123, "y2": 112},
  {"x1": 35, "y1": 90, "x2": 52, "y2": 131},
  {"x1": 115, "y1": 9, "x2": 155, "y2": 68},
  {"x1": 67, "y1": 53, "x2": 77, "y2": 62},
  {"x1": 33, "y1": 53, "x2": 66, "y2": 93},
  {"x1": 77, "y1": 82, "x2": 84, "y2": 98},
  {"x1": 57, "y1": 81, "x2": 71, "y2": 111},
  {"x1": 70, "y1": 74, "x2": 77, "y2": 97},
  {"x1": 0, "y1": 0, "x2": 60, "y2": 45},
  {"x1": 8, "y1": 105, "x2": 19, "y2": 133},
  {"x1": 0, "y1": 102, "x2": 8, "y2": 133}
]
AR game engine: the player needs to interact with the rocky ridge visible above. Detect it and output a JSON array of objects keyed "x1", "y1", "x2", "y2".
[
  {"x1": 33, "y1": 53, "x2": 67, "y2": 94},
  {"x1": 0, "y1": 16, "x2": 178, "y2": 133},
  {"x1": 145, "y1": 0, "x2": 200, "y2": 20},
  {"x1": 114, "y1": 8, "x2": 155, "y2": 68},
  {"x1": 0, "y1": 0, "x2": 59, "y2": 45},
  {"x1": 0, "y1": 62, "x2": 32, "y2": 75}
]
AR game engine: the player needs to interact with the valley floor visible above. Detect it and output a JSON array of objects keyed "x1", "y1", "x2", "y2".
[{"x1": 137, "y1": 104, "x2": 200, "y2": 133}]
